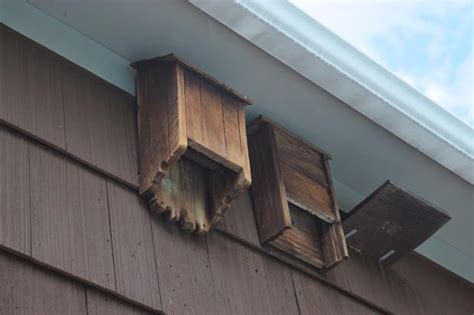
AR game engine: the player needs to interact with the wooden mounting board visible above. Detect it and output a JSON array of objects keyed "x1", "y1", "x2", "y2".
[{"x1": 343, "y1": 181, "x2": 451, "y2": 265}]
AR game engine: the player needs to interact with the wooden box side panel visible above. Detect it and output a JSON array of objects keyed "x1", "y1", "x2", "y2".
[
  {"x1": 321, "y1": 157, "x2": 349, "y2": 270},
  {"x1": 137, "y1": 62, "x2": 187, "y2": 195},
  {"x1": 271, "y1": 204, "x2": 325, "y2": 269},
  {"x1": 183, "y1": 68, "x2": 248, "y2": 175},
  {"x1": 249, "y1": 123, "x2": 291, "y2": 243}
]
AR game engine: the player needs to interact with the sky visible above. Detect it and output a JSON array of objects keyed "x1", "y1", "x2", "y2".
[{"x1": 290, "y1": 0, "x2": 474, "y2": 128}]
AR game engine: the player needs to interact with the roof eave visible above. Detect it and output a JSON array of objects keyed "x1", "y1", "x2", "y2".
[{"x1": 189, "y1": 0, "x2": 474, "y2": 184}]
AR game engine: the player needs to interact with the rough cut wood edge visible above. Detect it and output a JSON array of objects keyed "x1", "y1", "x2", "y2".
[
  {"x1": 133, "y1": 59, "x2": 251, "y2": 234},
  {"x1": 321, "y1": 156, "x2": 349, "y2": 271},
  {"x1": 132, "y1": 53, "x2": 253, "y2": 105},
  {"x1": 249, "y1": 120, "x2": 292, "y2": 243}
]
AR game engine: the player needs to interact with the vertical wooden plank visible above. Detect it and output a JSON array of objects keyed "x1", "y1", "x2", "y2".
[
  {"x1": 107, "y1": 180, "x2": 162, "y2": 309},
  {"x1": 63, "y1": 64, "x2": 138, "y2": 186},
  {"x1": 30, "y1": 143, "x2": 115, "y2": 289},
  {"x1": 291, "y1": 269, "x2": 379, "y2": 315},
  {"x1": 184, "y1": 70, "x2": 203, "y2": 143},
  {"x1": 200, "y1": 80, "x2": 226, "y2": 157},
  {"x1": 151, "y1": 217, "x2": 218, "y2": 315},
  {"x1": 222, "y1": 94, "x2": 242, "y2": 168},
  {"x1": 86, "y1": 288, "x2": 154, "y2": 315},
  {"x1": 0, "y1": 126, "x2": 30, "y2": 255},
  {"x1": 2, "y1": 32, "x2": 65, "y2": 148},
  {"x1": 237, "y1": 105, "x2": 251, "y2": 185},
  {"x1": 0, "y1": 27, "x2": 4, "y2": 118},
  {"x1": 217, "y1": 191, "x2": 260, "y2": 246},
  {"x1": 168, "y1": 63, "x2": 187, "y2": 164},
  {"x1": 206, "y1": 232, "x2": 299, "y2": 315},
  {"x1": 248, "y1": 123, "x2": 291, "y2": 243},
  {"x1": 0, "y1": 251, "x2": 87, "y2": 315},
  {"x1": 148, "y1": 65, "x2": 170, "y2": 188}
]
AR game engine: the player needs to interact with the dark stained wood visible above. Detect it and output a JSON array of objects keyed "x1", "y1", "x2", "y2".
[
  {"x1": 29, "y1": 143, "x2": 115, "y2": 290},
  {"x1": 343, "y1": 180, "x2": 451, "y2": 265},
  {"x1": 270, "y1": 205, "x2": 325, "y2": 269},
  {"x1": 150, "y1": 217, "x2": 219, "y2": 315},
  {"x1": 63, "y1": 63, "x2": 138, "y2": 186},
  {"x1": 218, "y1": 191, "x2": 261, "y2": 246},
  {"x1": 0, "y1": 250, "x2": 87, "y2": 314},
  {"x1": 0, "y1": 126, "x2": 30, "y2": 255},
  {"x1": 292, "y1": 269, "x2": 380, "y2": 315},
  {"x1": 248, "y1": 121, "x2": 291, "y2": 243},
  {"x1": 107, "y1": 180, "x2": 162, "y2": 309},
  {"x1": 222, "y1": 93, "x2": 243, "y2": 168},
  {"x1": 86, "y1": 288, "x2": 155, "y2": 315},
  {"x1": 206, "y1": 232, "x2": 300, "y2": 315},
  {"x1": 1, "y1": 29, "x2": 66, "y2": 148}
]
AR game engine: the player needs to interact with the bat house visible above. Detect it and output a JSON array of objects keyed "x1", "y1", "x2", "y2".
[
  {"x1": 247, "y1": 116, "x2": 348, "y2": 270},
  {"x1": 132, "y1": 54, "x2": 252, "y2": 234},
  {"x1": 343, "y1": 181, "x2": 451, "y2": 265}
]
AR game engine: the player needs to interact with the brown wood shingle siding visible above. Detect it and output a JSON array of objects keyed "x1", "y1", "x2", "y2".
[
  {"x1": 0, "y1": 24, "x2": 473, "y2": 315},
  {"x1": 0, "y1": 24, "x2": 138, "y2": 187}
]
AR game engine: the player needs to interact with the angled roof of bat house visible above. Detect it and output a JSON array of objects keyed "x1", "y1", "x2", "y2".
[{"x1": 0, "y1": 1, "x2": 472, "y2": 314}]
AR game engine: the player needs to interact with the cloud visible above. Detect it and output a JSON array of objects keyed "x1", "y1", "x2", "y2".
[{"x1": 291, "y1": 0, "x2": 473, "y2": 127}]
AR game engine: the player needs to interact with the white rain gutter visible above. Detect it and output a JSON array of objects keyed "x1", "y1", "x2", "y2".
[{"x1": 189, "y1": 0, "x2": 474, "y2": 184}]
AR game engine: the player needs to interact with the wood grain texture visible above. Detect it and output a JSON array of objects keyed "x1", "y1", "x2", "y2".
[
  {"x1": 273, "y1": 125, "x2": 327, "y2": 186},
  {"x1": 206, "y1": 232, "x2": 299, "y2": 315},
  {"x1": 281, "y1": 163, "x2": 334, "y2": 223},
  {"x1": 292, "y1": 269, "x2": 379, "y2": 315},
  {"x1": 222, "y1": 93, "x2": 243, "y2": 169},
  {"x1": 271, "y1": 205, "x2": 325, "y2": 269},
  {"x1": 343, "y1": 181, "x2": 450, "y2": 265},
  {"x1": 184, "y1": 70, "x2": 203, "y2": 144},
  {"x1": 107, "y1": 180, "x2": 161, "y2": 309},
  {"x1": 199, "y1": 80, "x2": 226, "y2": 158},
  {"x1": 217, "y1": 191, "x2": 260, "y2": 246},
  {"x1": 63, "y1": 64, "x2": 138, "y2": 186},
  {"x1": 1, "y1": 28, "x2": 65, "y2": 148},
  {"x1": 86, "y1": 288, "x2": 155, "y2": 315},
  {"x1": 0, "y1": 126, "x2": 30, "y2": 255},
  {"x1": 0, "y1": 250, "x2": 87, "y2": 315},
  {"x1": 151, "y1": 218, "x2": 218, "y2": 315},
  {"x1": 29, "y1": 143, "x2": 115, "y2": 289},
  {"x1": 248, "y1": 122, "x2": 291, "y2": 243}
]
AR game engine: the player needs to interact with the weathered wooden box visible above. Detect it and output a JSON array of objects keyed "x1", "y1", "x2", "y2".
[
  {"x1": 248, "y1": 116, "x2": 348, "y2": 270},
  {"x1": 132, "y1": 54, "x2": 252, "y2": 234}
]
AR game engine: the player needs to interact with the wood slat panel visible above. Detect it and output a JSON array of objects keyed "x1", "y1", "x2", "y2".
[
  {"x1": 199, "y1": 80, "x2": 226, "y2": 158},
  {"x1": 184, "y1": 70, "x2": 203, "y2": 144},
  {"x1": 0, "y1": 250, "x2": 87, "y2": 315},
  {"x1": 63, "y1": 64, "x2": 138, "y2": 186},
  {"x1": 273, "y1": 126, "x2": 327, "y2": 186},
  {"x1": 292, "y1": 269, "x2": 379, "y2": 315},
  {"x1": 168, "y1": 63, "x2": 187, "y2": 164},
  {"x1": 86, "y1": 288, "x2": 155, "y2": 315},
  {"x1": 206, "y1": 232, "x2": 299, "y2": 315},
  {"x1": 249, "y1": 123, "x2": 291, "y2": 243},
  {"x1": 222, "y1": 94, "x2": 243, "y2": 168},
  {"x1": 281, "y1": 163, "x2": 335, "y2": 223},
  {"x1": 30, "y1": 143, "x2": 115, "y2": 289},
  {"x1": 237, "y1": 105, "x2": 252, "y2": 185},
  {"x1": 151, "y1": 218, "x2": 217, "y2": 315},
  {"x1": 0, "y1": 126, "x2": 30, "y2": 255},
  {"x1": 0, "y1": 27, "x2": 5, "y2": 117},
  {"x1": 107, "y1": 180, "x2": 161, "y2": 309},
  {"x1": 218, "y1": 191, "x2": 260, "y2": 246},
  {"x1": 2, "y1": 29, "x2": 65, "y2": 148}
]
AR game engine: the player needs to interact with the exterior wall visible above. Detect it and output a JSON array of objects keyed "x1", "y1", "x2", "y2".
[{"x1": 0, "y1": 24, "x2": 473, "y2": 315}]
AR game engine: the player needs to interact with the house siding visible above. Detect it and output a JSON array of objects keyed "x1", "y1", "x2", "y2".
[{"x1": 0, "y1": 24, "x2": 473, "y2": 315}]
